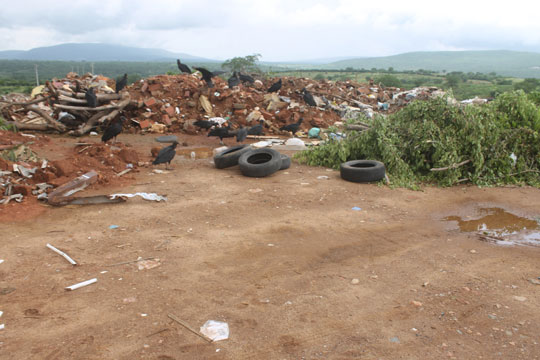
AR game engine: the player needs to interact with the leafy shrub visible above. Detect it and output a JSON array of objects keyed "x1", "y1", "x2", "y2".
[{"x1": 296, "y1": 92, "x2": 540, "y2": 188}]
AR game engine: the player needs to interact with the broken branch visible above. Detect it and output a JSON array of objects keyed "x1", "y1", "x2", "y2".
[{"x1": 430, "y1": 160, "x2": 471, "y2": 172}]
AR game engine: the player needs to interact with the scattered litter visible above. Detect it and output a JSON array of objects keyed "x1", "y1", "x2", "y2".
[
  {"x1": 110, "y1": 193, "x2": 167, "y2": 202},
  {"x1": 100, "y1": 271, "x2": 108, "y2": 274},
  {"x1": 0, "y1": 260, "x2": 3, "y2": 264},
  {"x1": 411, "y1": 300, "x2": 423, "y2": 307},
  {"x1": 200, "y1": 320, "x2": 229, "y2": 342},
  {"x1": 141, "y1": 313, "x2": 148, "y2": 317},
  {"x1": 351, "y1": 278, "x2": 360, "y2": 285},
  {"x1": 152, "y1": 169, "x2": 167, "y2": 174},
  {"x1": 389, "y1": 337, "x2": 400, "y2": 343},
  {"x1": 0, "y1": 324, "x2": 4, "y2": 330},
  {"x1": 46, "y1": 243, "x2": 77, "y2": 265},
  {"x1": 252, "y1": 141, "x2": 272, "y2": 149},
  {"x1": 317, "y1": 176, "x2": 329, "y2": 180},
  {"x1": 267, "y1": 243, "x2": 275, "y2": 247},
  {"x1": 528, "y1": 278, "x2": 540, "y2": 285},
  {"x1": 248, "y1": 188, "x2": 263, "y2": 193},
  {"x1": 123, "y1": 297, "x2": 137, "y2": 303},
  {"x1": 513, "y1": 296, "x2": 527, "y2": 302},
  {"x1": 168, "y1": 313, "x2": 213, "y2": 343},
  {"x1": 109, "y1": 225, "x2": 119, "y2": 230},
  {"x1": 351, "y1": 207, "x2": 362, "y2": 211},
  {"x1": 65, "y1": 278, "x2": 97, "y2": 291},
  {"x1": 137, "y1": 258, "x2": 161, "y2": 270}
]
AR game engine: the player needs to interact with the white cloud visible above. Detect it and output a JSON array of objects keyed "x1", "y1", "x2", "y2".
[{"x1": 1, "y1": 0, "x2": 540, "y2": 60}]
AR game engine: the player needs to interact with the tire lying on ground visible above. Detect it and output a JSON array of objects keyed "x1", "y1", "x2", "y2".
[
  {"x1": 238, "y1": 148, "x2": 282, "y2": 177},
  {"x1": 213, "y1": 145, "x2": 252, "y2": 169},
  {"x1": 279, "y1": 154, "x2": 291, "y2": 170},
  {"x1": 340, "y1": 160, "x2": 386, "y2": 183}
]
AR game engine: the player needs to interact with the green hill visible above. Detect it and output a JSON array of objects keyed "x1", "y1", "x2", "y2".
[{"x1": 322, "y1": 50, "x2": 540, "y2": 78}]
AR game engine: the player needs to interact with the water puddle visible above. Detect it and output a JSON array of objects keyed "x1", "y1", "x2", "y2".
[
  {"x1": 176, "y1": 147, "x2": 213, "y2": 159},
  {"x1": 445, "y1": 207, "x2": 540, "y2": 247}
]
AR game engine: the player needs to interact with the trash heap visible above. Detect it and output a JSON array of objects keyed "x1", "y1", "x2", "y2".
[
  {"x1": 0, "y1": 130, "x2": 139, "y2": 205},
  {"x1": 1, "y1": 72, "x2": 446, "y2": 136},
  {"x1": 0, "y1": 72, "x2": 131, "y2": 135}
]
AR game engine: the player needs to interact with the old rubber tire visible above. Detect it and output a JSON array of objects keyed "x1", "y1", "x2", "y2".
[
  {"x1": 340, "y1": 160, "x2": 385, "y2": 183},
  {"x1": 279, "y1": 154, "x2": 291, "y2": 170},
  {"x1": 214, "y1": 145, "x2": 251, "y2": 169},
  {"x1": 238, "y1": 148, "x2": 282, "y2": 177}
]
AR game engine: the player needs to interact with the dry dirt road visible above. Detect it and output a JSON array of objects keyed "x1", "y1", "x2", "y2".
[{"x1": 0, "y1": 134, "x2": 539, "y2": 359}]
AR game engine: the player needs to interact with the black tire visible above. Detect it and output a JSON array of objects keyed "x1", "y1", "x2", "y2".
[
  {"x1": 340, "y1": 160, "x2": 385, "y2": 183},
  {"x1": 238, "y1": 148, "x2": 282, "y2": 177},
  {"x1": 279, "y1": 154, "x2": 291, "y2": 170},
  {"x1": 214, "y1": 145, "x2": 251, "y2": 169}
]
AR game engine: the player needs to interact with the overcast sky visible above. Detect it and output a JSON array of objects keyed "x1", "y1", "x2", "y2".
[{"x1": 1, "y1": 0, "x2": 540, "y2": 61}]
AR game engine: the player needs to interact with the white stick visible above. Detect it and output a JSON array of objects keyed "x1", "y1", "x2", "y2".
[
  {"x1": 46, "y1": 243, "x2": 77, "y2": 265},
  {"x1": 65, "y1": 278, "x2": 97, "y2": 291}
]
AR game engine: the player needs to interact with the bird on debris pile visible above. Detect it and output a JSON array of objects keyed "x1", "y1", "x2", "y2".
[
  {"x1": 238, "y1": 72, "x2": 255, "y2": 84},
  {"x1": 152, "y1": 141, "x2": 179, "y2": 169},
  {"x1": 177, "y1": 59, "x2": 192, "y2": 74},
  {"x1": 116, "y1": 73, "x2": 128, "y2": 93},
  {"x1": 267, "y1": 78, "x2": 282, "y2": 93},
  {"x1": 236, "y1": 126, "x2": 248, "y2": 143},
  {"x1": 194, "y1": 67, "x2": 215, "y2": 88},
  {"x1": 228, "y1": 72, "x2": 240, "y2": 88},
  {"x1": 85, "y1": 87, "x2": 98, "y2": 108},
  {"x1": 102, "y1": 116, "x2": 125, "y2": 143},
  {"x1": 280, "y1": 117, "x2": 303, "y2": 137},
  {"x1": 208, "y1": 124, "x2": 234, "y2": 145},
  {"x1": 193, "y1": 119, "x2": 217, "y2": 131},
  {"x1": 302, "y1": 88, "x2": 317, "y2": 107},
  {"x1": 247, "y1": 119, "x2": 264, "y2": 136}
]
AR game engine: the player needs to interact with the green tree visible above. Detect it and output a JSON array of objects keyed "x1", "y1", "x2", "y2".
[
  {"x1": 445, "y1": 73, "x2": 462, "y2": 89},
  {"x1": 374, "y1": 74, "x2": 402, "y2": 87},
  {"x1": 221, "y1": 54, "x2": 261, "y2": 72}
]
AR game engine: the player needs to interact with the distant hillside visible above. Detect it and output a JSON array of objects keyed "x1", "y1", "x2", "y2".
[
  {"x1": 322, "y1": 50, "x2": 540, "y2": 78},
  {"x1": 0, "y1": 43, "x2": 216, "y2": 62}
]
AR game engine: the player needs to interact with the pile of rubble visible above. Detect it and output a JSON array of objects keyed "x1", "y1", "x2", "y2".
[
  {"x1": 0, "y1": 72, "x2": 130, "y2": 135},
  {"x1": 0, "y1": 130, "x2": 139, "y2": 205},
  {"x1": 1, "y1": 71, "x2": 445, "y2": 137}
]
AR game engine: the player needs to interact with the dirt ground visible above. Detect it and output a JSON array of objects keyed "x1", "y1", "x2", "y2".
[{"x1": 0, "y1": 133, "x2": 539, "y2": 359}]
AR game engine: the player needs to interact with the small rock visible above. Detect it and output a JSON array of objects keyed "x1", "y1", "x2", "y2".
[
  {"x1": 513, "y1": 296, "x2": 527, "y2": 302},
  {"x1": 505, "y1": 330, "x2": 513, "y2": 336},
  {"x1": 351, "y1": 278, "x2": 360, "y2": 285},
  {"x1": 411, "y1": 300, "x2": 423, "y2": 307},
  {"x1": 469, "y1": 249, "x2": 477, "y2": 254}
]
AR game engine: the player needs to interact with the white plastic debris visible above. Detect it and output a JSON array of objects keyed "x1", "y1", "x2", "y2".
[
  {"x1": 285, "y1": 138, "x2": 305, "y2": 147},
  {"x1": 46, "y1": 243, "x2": 77, "y2": 265},
  {"x1": 110, "y1": 193, "x2": 167, "y2": 202},
  {"x1": 0, "y1": 260, "x2": 3, "y2": 264},
  {"x1": 65, "y1": 278, "x2": 97, "y2": 291},
  {"x1": 89, "y1": 131, "x2": 98, "y2": 136},
  {"x1": 200, "y1": 320, "x2": 229, "y2": 342},
  {"x1": 0, "y1": 324, "x2": 4, "y2": 330},
  {"x1": 252, "y1": 141, "x2": 272, "y2": 148},
  {"x1": 208, "y1": 117, "x2": 227, "y2": 126}
]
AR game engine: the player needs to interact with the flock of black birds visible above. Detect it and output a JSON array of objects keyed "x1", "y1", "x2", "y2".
[{"x1": 90, "y1": 58, "x2": 314, "y2": 168}]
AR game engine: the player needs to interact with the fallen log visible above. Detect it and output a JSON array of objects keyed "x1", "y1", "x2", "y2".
[
  {"x1": 25, "y1": 105, "x2": 66, "y2": 132},
  {"x1": 57, "y1": 90, "x2": 121, "y2": 101},
  {"x1": 5, "y1": 121, "x2": 49, "y2": 131},
  {"x1": 53, "y1": 103, "x2": 122, "y2": 112},
  {"x1": 69, "y1": 93, "x2": 131, "y2": 136}
]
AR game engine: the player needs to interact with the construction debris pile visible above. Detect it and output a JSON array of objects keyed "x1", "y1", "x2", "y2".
[
  {"x1": 0, "y1": 72, "x2": 130, "y2": 135},
  {"x1": 0, "y1": 130, "x2": 138, "y2": 205},
  {"x1": 1, "y1": 72, "x2": 445, "y2": 136}
]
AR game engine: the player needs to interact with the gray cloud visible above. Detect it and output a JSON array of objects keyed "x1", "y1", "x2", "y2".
[{"x1": 1, "y1": 0, "x2": 540, "y2": 61}]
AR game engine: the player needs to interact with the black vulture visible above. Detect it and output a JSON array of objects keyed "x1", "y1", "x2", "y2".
[
  {"x1": 247, "y1": 119, "x2": 264, "y2": 136},
  {"x1": 193, "y1": 67, "x2": 215, "y2": 88},
  {"x1": 85, "y1": 87, "x2": 98, "y2": 108},
  {"x1": 302, "y1": 88, "x2": 317, "y2": 107},
  {"x1": 116, "y1": 73, "x2": 128, "y2": 93},
  {"x1": 279, "y1": 117, "x2": 303, "y2": 137},
  {"x1": 208, "y1": 124, "x2": 234, "y2": 145},
  {"x1": 238, "y1": 72, "x2": 255, "y2": 84},
  {"x1": 267, "y1": 78, "x2": 282, "y2": 93},
  {"x1": 228, "y1": 72, "x2": 240, "y2": 88},
  {"x1": 236, "y1": 126, "x2": 248, "y2": 143},
  {"x1": 177, "y1": 59, "x2": 192, "y2": 74},
  {"x1": 102, "y1": 116, "x2": 125, "y2": 143},
  {"x1": 193, "y1": 119, "x2": 217, "y2": 130},
  {"x1": 152, "y1": 141, "x2": 179, "y2": 169}
]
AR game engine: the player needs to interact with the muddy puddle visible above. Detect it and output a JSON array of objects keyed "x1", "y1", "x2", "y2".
[
  {"x1": 445, "y1": 207, "x2": 540, "y2": 247},
  {"x1": 176, "y1": 147, "x2": 213, "y2": 159}
]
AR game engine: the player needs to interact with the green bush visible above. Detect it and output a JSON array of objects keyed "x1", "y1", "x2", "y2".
[{"x1": 296, "y1": 92, "x2": 540, "y2": 188}]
